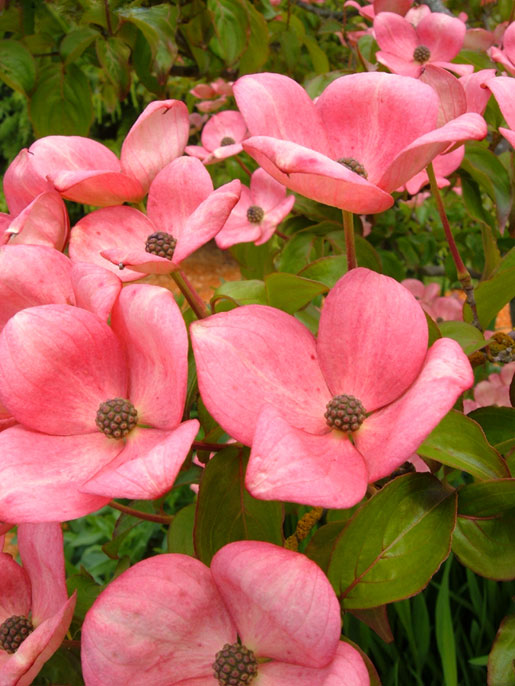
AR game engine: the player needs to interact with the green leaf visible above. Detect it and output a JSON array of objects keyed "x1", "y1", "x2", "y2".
[
  {"x1": 452, "y1": 509, "x2": 515, "y2": 580},
  {"x1": 488, "y1": 614, "x2": 515, "y2": 686},
  {"x1": 458, "y1": 479, "x2": 515, "y2": 518},
  {"x1": 239, "y1": 0, "x2": 269, "y2": 73},
  {"x1": 464, "y1": 265, "x2": 515, "y2": 329},
  {"x1": 298, "y1": 255, "x2": 347, "y2": 288},
  {"x1": 438, "y1": 321, "x2": 486, "y2": 356},
  {"x1": 276, "y1": 232, "x2": 318, "y2": 274},
  {"x1": 305, "y1": 521, "x2": 346, "y2": 574},
  {"x1": 0, "y1": 39, "x2": 36, "y2": 95},
  {"x1": 468, "y1": 406, "x2": 515, "y2": 453},
  {"x1": 208, "y1": 0, "x2": 248, "y2": 65},
  {"x1": 167, "y1": 503, "x2": 196, "y2": 556},
  {"x1": 265, "y1": 272, "x2": 327, "y2": 313},
  {"x1": 29, "y1": 63, "x2": 93, "y2": 137},
  {"x1": 328, "y1": 473, "x2": 456, "y2": 608},
  {"x1": 66, "y1": 568, "x2": 104, "y2": 622},
  {"x1": 303, "y1": 35, "x2": 329, "y2": 73},
  {"x1": 96, "y1": 36, "x2": 131, "y2": 99},
  {"x1": 459, "y1": 171, "x2": 495, "y2": 230},
  {"x1": 60, "y1": 27, "x2": 99, "y2": 64},
  {"x1": 194, "y1": 446, "x2": 284, "y2": 565},
  {"x1": 211, "y1": 279, "x2": 267, "y2": 313},
  {"x1": 435, "y1": 558, "x2": 458, "y2": 686},
  {"x1": 418, "y1": 410, "x2": 509, "y2": 481}
]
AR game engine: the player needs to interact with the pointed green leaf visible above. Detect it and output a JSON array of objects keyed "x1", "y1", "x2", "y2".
[
  {"x1": 468, "y1": 407, "x2": 515, "y2": 453},
  {"x1": 458, "y1": 479, "x2": 515, "y2": 518},
  {"x1": 167, "y1": 503, "x2": 196, "y2": 556},
  {"x1": 438, "y1": 321, "x2": 486, "y2": 355},
  {"x1": 96, "y1": 36, "x2": 131, "y2": 99},
  {"x1": 265, "y1": 272, "x2": 328, "y2": 313},
  {"x1": 488, "y1": 614, "x2": 515, "y2": 686},
  {"x1": 60, "y1": 27, "x2": 99, "y2": 64},
  {"x1": 0, "y1": 39, "x2": 36, "y2": 95}
]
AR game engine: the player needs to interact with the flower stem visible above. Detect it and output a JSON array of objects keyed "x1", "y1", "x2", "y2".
[
  {"x1": 426, "y1": 162, "x2": 482, "y2": 331},
  {"x1": 192, "y1": 440, "x2": 232, "y2": 451},
  {"x1": 171, "y1": 269, "x2": 210, "y2": 319},
  {"x1": 342, "y1": 209, "x2": 357, "y2": 270},
  {"x1": 235, "y1": 155, "x2": 252, "y2": 177},
  {"x1": 108, "y1": 501, "x2": 173, "y2": 524}
]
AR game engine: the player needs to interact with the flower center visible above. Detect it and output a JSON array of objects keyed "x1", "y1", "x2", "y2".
[
  {"x1": 0, "y1": 615, "x2": 34, "y2": 654},
  {"x1": 325, "y1": 394, "x2": 366, "y2": 432},
  {"x1": 246, "y1": 205, "x2": 265, "y2": 223},
  {"x1": 337, "y1": 157, "x2": 368, "y2": 179},
  {"x1": 413, "y1": 45, "x2": 431, "y2": 63},
  {"x1": 96, "y1": 398, "x2": 138, "y2": 439},
  {"x1": 212, "y1": 642, "x2": 258, "y2": 685},
  {"x1": 220, "y1": 136, "x2": 236, "y2": 146},
  {"x1": 145, "y1": 232, "x2": 177, "y2": 261}
]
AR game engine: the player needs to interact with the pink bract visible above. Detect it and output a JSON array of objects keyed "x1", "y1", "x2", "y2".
[
  {"x1": 0, "y1": 285, "x2": 198, "y2": 522},
  {"x1": 374, "y1": 11, "x2": 472, "y2": 78},
  {"x1": 81, "y1": 541, "x2": 370, "y2": 686},
  {"x1": 402, "y1": 146, "x2": 464, "y2": 196},
  {"x1": 344, "y1": 0, "x2": 413, "y2": 21},
  {"x1": 486, "y1": 76, "x2": 515, "y2": 148},
  {"x1": 0, "y1": 191, "x2": 69, "y2": 250},
  {"x1": 216, "y1": 168, "x2": 295, "y2": 248},
  {"x1": 185, "y1": 110, "x2": 248, "y2": 164},
  {"x1": 401, "y1": 279, "x2": 463, "y2": 321},
  {"x1": 233, "y1": 72, "x2": 486, "y2": 214},
  {"x1": 464, "y1": 362, "x2": 515, "y2": 413},
  {"x1": 69, "y1": 156, "x2": 241, "y2": 279},
  {"x1": 3, "y1": 100, "x2": 189, "y2": 210},
  {"x1": 191, "y1": 268, "x2": 473, "y2": 508},
  {"x1": 0, "y1": 523, "x2": 76, "y2": 686},
  {"x1": 489, "y1": 21, "x2": 515, "y2": 75}
]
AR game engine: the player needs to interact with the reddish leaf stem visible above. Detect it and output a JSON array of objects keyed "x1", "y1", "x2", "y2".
[
  {"x1": 171, "y1": 269, "x2": 210, "y2": 319},
  {"x1": 108, "y1": 501, "x2": 173, "y2": 524},
  {"x1": 342, "y1": 209, "x2": 357, "y2": 270}
]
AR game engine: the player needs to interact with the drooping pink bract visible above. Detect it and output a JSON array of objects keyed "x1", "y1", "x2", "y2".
[
  {"x1": 486, "y1": 76, "x2": 515, "y2": 148},
  {"x1": 489, "y1": 21, "x2": 515, "y2": 75}
]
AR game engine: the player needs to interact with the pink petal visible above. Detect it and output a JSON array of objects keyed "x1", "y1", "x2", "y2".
[
  {"x1": 17, "y1": 523, "x2": 67, "y2": 624},
  {"x1": 375, "y1": 51, "x2": 421, "y2": 77},
  {"x1": 173, "y1": 179, "x2": 241, "y2": 264},
  {"x1": 375, "y1": 0, "x2": 412, "y2": 13},
  {"x1": 379, "y1": 112, "x2": 487, "y2": 192},
  {"x1": 6, "y1": 191, "x2": 69, "y2": 250},
  {"x1": 0, "y1": 428, "x2": 119, "y2": 522},
  {"x1": 355, "y1": 338, "x2": 473, "y2": 481},
  {"x1": 147, "y1": 156, "x2": 214, "y2": 236},
  {"x1": 401, "y1": 278, "x2": 425, "y2": 299},
  {"x1": 0, "y1": 553, "x2": 31, "y2": 623},
  {"x1": 81, "y1": 555, "x2": 236, "y2": 686},
  {"x1": 0, "y1": 305, "x2": 127, "y2": 435},
  {"x1": 71, "y1": 262, "x2": 122, "y2": 321},
  {"x1": 52, "y1": 169, "x2": 144, "y2": 206},
  {"x1": 211, "y1": 541, "x2": 341, "y2": 668},
  {"x1": 111, "y1": 285, "x2": 188, "y2": 429},
  {"x1": 100, "y1": 247, "x2": 176, "y2": 275},
  {"x1": 191, "y1": 305, "x2": 331, "y2": 446},
  {"x1": 255, "y1": 195, "x2": 296, "y2": 245},
  {"x1": 215, "y1": 188, "x2": 262, "y2": 249},
  {"x1": 201, "y1": 110, "x2": 248, "y2": 152},
  {"x1": 488, "y1": 46, "x2": 515, "y2": 76},
  {"x1": 0, "y1": 245, "x2": 74, "y2": 330},
  {"x1": 211, "y1": 142, "x2": 244, "y2": 160},
  {"x1": 316, "y1": 73, "x2": 439, "y2": 184},
  {"x1": 373, "y1": 12, "x2": 417, "y2": 60},
  {"x1": 69, "y1": 206, "x2": 154, "y2": 282},
  {"x1": 246, "y1": 405, "x2": 368, "y2": 508},
  {"x1": 317, "y1": 268, "x2": 428, "y2": 412},
  {"x1": 502, "y1": 21, "x2": 515, "y2": 64},
  {"x1": 419, "y1": 66, "x2": 467, "y2": 126},
  {"x1": 3, "y1": 149, "x2": 50, "y2": 216},
  {"x1": 257, "y1": 641, "x2": 370, "y2": 685},
  {"x1": 29, "y1": 135, "x2": 121, "y2": 176},
  {"x1": 3, "y1": 594, "x2": 76, "y2": 686},
  {"x1": 498, "y1": 126, "x2": 515, "y2": 148},
  {"x1": 184, "y1": 144, "x2": 210, "y2": 161},
  {"x1": 250, "y1": 168, "x2": 290, "y2": 211},
  {"x1": 121, "y1": 100, "x2": 190, "y2": 192},
  {"x1": 416, "y1": 13, "x2": 466, "y2": 61},
  {"x1": 460, "y1": 69, "x2": 496, "y2": 114},
  {"x1": 242, "y1": 137, "x2": 393, "y2": 214},
  {"x1": 82, "y1": 422, "x2": 199, "y2": 500},
  {"x1": 487, "y1": 76, "x2": 515, "y2": 130},
  {"x1": 234, "y1": 73, "x2": 331, "y2": 153},
  {"x1": 431, "y1": 60, "x2": 474, "y2": 77}
]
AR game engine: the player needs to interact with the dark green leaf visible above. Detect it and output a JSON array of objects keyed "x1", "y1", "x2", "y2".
[
  {"x1": 468, "y1": 406, "x2": 515, "y2": 452},
  {"x1": 167, "y1": 503, "x2": 196, "y2": 556},
  {"x1": 438, "y1": 321, "x2": 486, "y2": 356},
  {"x1": 211, "y1": 279, "x2": 267, "y2": 312},
  {"x1": 60, "y1": 27, "x2": 99, "y2": 64},
  {"x1": 298, "y1": 255, "x2": 347, "y2": 288},
  {"x1": 208, "y1": 0, "x2": 248, "y2": 65},
  {"x1": 488, "y1": 614, "x2": 515, "y2": 686},
  {"x1": 458, "y1": 479, "x2": 515, "y2": 518},
  {"x1": 305, "y1": 521, "x2": 346, "y2": 574},
  {"x1": 0, "y1": 39, "x2": 35, "y2": 94},
  {"x1": 239, "y1": 0, "x2": 269, "y2": 73},
  {"x1": 96, "y1": 36, "x2": 131, "y2": 99},
  {"x1": 265, "y1": 272, "x2": 327, "y2": 313},
  {"x1": 66, "y1": 568, "x2": 104, "y2": 622}
]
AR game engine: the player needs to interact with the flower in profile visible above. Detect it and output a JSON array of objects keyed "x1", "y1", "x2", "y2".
[
  {"x1": 191, "y1": 78, "x2": 234, "y2": 113},
  {"x1": 401, "y1": 279, "x2": 463, "y2": 322},
  {"x1": 486, "y1": 76, "x2": 515, "y2": 148},
  {"x1": 344, "y1": 0, "x2": 413, "y2": 22},
  {"x1": 3, "y1": 100, "x2": 189, "y2": 209},
  {"x1": 402, "y1": 146, "x2": 464, "y2": 195},
  {"x1": 0, "y1": 523, "x2": 76, "y2": 686},
  {"x1": 69, "y1": 156, "x2": 240, "y2": 279},
  {"x1": 81, "y1": 540, "x2": 370, "y2": 685},
  {"x1": 373, "y1": 11, "x2": 472, "y2": 77},
  {"x1": 216, "y1": 169, "x2": 295, "y2": 249},
  {"x1": 464, "y1": 362, "x2": 515, "y2": 413},
  {"x1": 233, "y1": 72, "x2": 486, "y2": 214},
  {"x1": 185, "y1": 110, "x2": 248, "y2": 164},
  {"x1": 489, "y1": 21, "x2": 515, "y2": 75},
  {"x1": 0, "y1": 284, "x2": 198, "y2": 522},
  {"x1": 191, "y1": 268, "x2": 473, "y2": 508}
]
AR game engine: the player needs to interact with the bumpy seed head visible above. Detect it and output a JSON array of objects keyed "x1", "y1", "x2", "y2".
[
  {"x1": 337, "y1": 157, "x2": 368, "y2": 179},
  {"x1": 325, "y1": 394, "x2": 366, "y2": 432},
  {"x1": 413, "y1": 45, "x2": 431, "y2": 63},
  {"x1": 96, "y1": 398, "x2": 138, "y2": 439},
  {"x1": 220, "y1": 136, "x2": 236, "y2": 146},
  {"x1": 246, "y1": 205, "x2": 265, "y2": 223},
  {"x1": 213, "y1": 643, "x2": 258, "y2": 685},
  {"x1": 145, "y1": 232, "x2": 177, "y2": 260},
  {"x1": 0, "y1": 615, "x2": 34, "y2": 654}
]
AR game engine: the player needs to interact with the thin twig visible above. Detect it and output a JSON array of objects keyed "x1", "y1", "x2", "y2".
[{"x1": 108, "y1": 501, "x2": 173, "y2": 524}]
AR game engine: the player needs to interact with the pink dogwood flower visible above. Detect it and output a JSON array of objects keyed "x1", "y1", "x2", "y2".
[
  {"x1": 486, "y1": 76, "x2": 515, "y2": 148},
  {"x1": 0, "y1": 523, "x2": 76, "y2": 686},
  {"x1": 233, "y1": 72, "x2": 486, "y2": 214},
  {"x1": 344, "y1": 0, "x2": 413, "y2": 22},
  {"x1": 489, "y1": 21, "x2": 515, "y2": 75},
  {"x1": 373, "y1": 11, "x2": 472, "y2": 77},
  {"x1": 185, "y1": 110, "x2": 248, "y2": 164},
  {"x1": 0, "y1": 284, "x2": 199, "y2": 522},
  {"x1": 216, "y1": 169, "x2": 295, "y2": 248},
  {"x1": 3, "y1": 100, "x2": 189, "y2": 210},
  {"x1": 191, "y1": 268, "x2": 473, "y2": 508},
  {"x1": 401, "y1": 279, "x2": 463, "y2": 321},
  {"x1": 402, "y1": 146, "x2": 464, "y2": 195},
  {"x1": 0, "y1": 190, "x2": 69, "y2": 250},
  {"x1": 69, "y1": 156, "x2": 240, "y2": 280},
  {"x1": 464, "y1": 362, "x2": 515, "y2": 413},
  {"x1": 81, "y1": 540, "x2": 370, "y2": 686}
]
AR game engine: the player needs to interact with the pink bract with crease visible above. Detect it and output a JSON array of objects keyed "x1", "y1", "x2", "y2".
[
  {"x1": 81, "y1": 541, "x2": 371, "y2": 686},
  {"x1": 185, "y1": 110, "x2": 248, "y2": 164},
  {"x1": 233, "y1": 72, "x2": 486, "y2": 214},
  {"x1": 191, "y1": 268, "x2": 473, "y2": 509},
  {"x1": 0, "y1": 523, "x2": 76, "y2": 686},
  {"x1": 0, "y1": 285, "x2": 199, "y2": 522}
]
